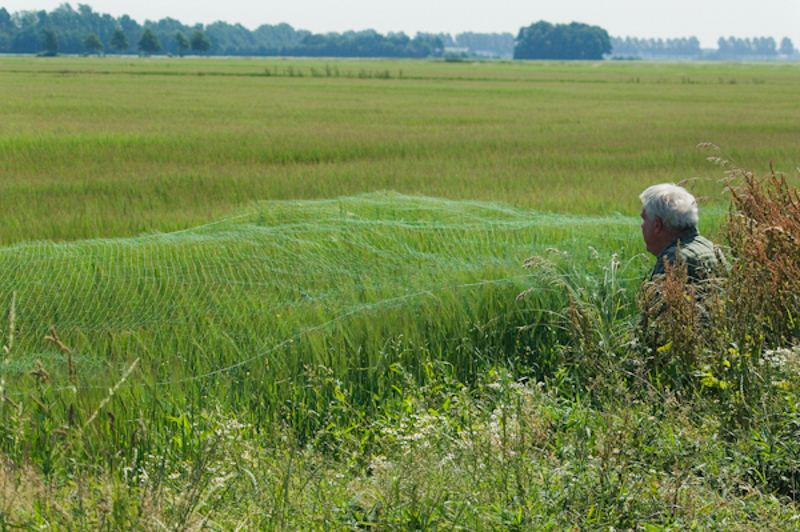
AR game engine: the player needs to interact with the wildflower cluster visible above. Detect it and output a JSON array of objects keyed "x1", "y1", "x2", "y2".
[
  {"x1": 761, "y1": 345, "x2": 800, "y2": 374},
  {"x1": 381, "y1": 412, "x2": 449, "y2": 452}
]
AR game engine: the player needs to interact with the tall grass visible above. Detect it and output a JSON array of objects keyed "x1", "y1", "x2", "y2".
[{"x1": 0, "y1": 193, "x2": 643, "y2": 425}]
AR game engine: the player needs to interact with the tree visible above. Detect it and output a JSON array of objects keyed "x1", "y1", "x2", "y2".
[
  {"x1": 83, "y1": 33, "x2": 103, "y2": 55},
  {"x1": 514, "y1": 21, "x2": 611, "y2": 60},
  {"x1": 0, "y1": 7, "x2": 11, "y2": 31},
  {"x1": 41, "y1": 28, "x2": 58, "y2": 55},
  {"x1": 109, "y1": 27, "x2": 129, "y2": 53},
  {"x1": 780, "y1": 37, "x2": 795, "y2": 56},
  {"x1": 138, "y1": 28, "x2": 161, "y2": 55},
  {"x1": 175, "y1": 31, "x2": 189, "y2": 56},
  {"x1": 117, "y1": 15, "x2": 139, "y2": 42},
  {"x1": 752, "y1": 37, "x2": 777, "y2": 56},
  {"x1": 190, "y1": 30, "x2": 211, "y2": 54}
]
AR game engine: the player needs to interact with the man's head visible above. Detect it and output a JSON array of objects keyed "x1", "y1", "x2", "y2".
[{"x1": 639, "y1": 184, "x2": 698, "y2": 256}]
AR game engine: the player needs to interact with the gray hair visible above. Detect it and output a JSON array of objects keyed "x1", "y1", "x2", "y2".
[{"x1": 639, "y1": 183, "x2": 698, "y2": 231}]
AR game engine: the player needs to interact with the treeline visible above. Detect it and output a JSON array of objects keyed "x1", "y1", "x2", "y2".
[
  {"x1": 0, "y1": 4, "x2": 445, "y2": 57},
  {"x1": 282, "y1": 31, "x2": 442, "y2": 58},
  {"x1": 0, "y1": 4, "x2": 441, "y2": 57},
  {"x1": 610, "y1": 37, "x2": 702, "y2": 58},
  {"x1": 714, "y1": 37, "x2": 795, "y2": 59},
  {"x1": 611, "y1": 35, "x2": 796, "y2": 59},
  {"x1": 1, "y1": 4, "x2": 797, "y2": 61},
  {"x1": 0, "y1": 4, "x2": 305, "y2": 55}
]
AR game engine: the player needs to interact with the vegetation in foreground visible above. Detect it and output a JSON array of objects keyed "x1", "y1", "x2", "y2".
[{"x1": 1, "y1": 157, "x2": 800, "y2": 529}]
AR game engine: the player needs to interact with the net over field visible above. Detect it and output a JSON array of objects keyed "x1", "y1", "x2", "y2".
[{"x1": 0, "y1": 192, "x2": 642, "y2": 389}]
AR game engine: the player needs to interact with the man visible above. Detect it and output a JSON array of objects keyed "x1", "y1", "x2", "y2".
[{"x1": 640, "y1": 183, "x2": 720, "y2": 281}]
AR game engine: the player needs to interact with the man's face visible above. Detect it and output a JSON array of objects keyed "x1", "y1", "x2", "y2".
[{"x1": 640, "y1": 207, "x2": 662, "y2": 256}]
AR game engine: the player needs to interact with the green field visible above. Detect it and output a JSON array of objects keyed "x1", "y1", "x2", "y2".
[
  {"x1": 1, "y1": 57, "x2": 800, "y2": 530},
  {"x1": 1, "y1": 56, "x2": 799, "y2": 242}
]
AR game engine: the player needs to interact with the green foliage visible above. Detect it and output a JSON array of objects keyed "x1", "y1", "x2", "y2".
[
  {"x1": 0, "y1": 8, "x2": 10, "y2": 31},
  {"x1": 514, "y1": 20, "x2": 611, "y2": 60},
  {"x1": 108, "y1": 26, "x2": 129, "y2": 53},
  {"x1": 780, "y1": 37, "x2": 795, "y2": 56},
  {"x1": 174, "y1": 31, "x2": 188, "y2": 56},
  {"x1": 40, "y1": 28, "x2": 58, "y2": 56},
  {"x1": 287, "y1": 31, "x2": 443, "y2": 58},
  {"x1": 137, "y1": 28, "x2": 161, "y2": 55},
  {"x1": 82, "y1": 32, "x2": 103, "y2": 55},
  {"x1": 8, "y1": 4, "x2": 118, "y2": 55},
  {"x1": 518, "y1": 251, "x2": 640, "y2": 391},
  {"x1": 189, "y1": 30, "x2": 210, "y2": 54}
]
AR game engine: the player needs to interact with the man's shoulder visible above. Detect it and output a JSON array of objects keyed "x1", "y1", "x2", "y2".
[
  {"x1": 652, "y1": 228, "x2": 721, "y2": 279},
  {"x1": 676, "y1": 232, "x2": 717, "y2": 261}
]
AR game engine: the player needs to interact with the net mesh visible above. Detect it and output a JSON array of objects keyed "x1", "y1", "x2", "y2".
[{"x1": 0, "y1": 192, "x2": 641, "y2": 385}]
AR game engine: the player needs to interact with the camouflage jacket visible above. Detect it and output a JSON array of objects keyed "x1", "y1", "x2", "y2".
[{"x1": 649, "y1": 227, "x2": 721, "y2": 281}]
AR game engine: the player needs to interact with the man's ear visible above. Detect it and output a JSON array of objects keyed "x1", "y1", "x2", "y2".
[{"x1": 653, "y1": 217, "x2": 663, "y2": 232}]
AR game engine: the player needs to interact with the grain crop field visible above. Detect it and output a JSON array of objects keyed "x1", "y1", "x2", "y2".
[
  {"x1": 1, "y1": 56, "x2": 800, "y2": 529},
  {"x1": 0, "y1": 56, "x2": 798, "y2": 243}
]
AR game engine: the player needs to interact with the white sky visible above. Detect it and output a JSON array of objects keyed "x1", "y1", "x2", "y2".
[{"x1": 3, "y1": 0, "x2": 799, "y2": 49}]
